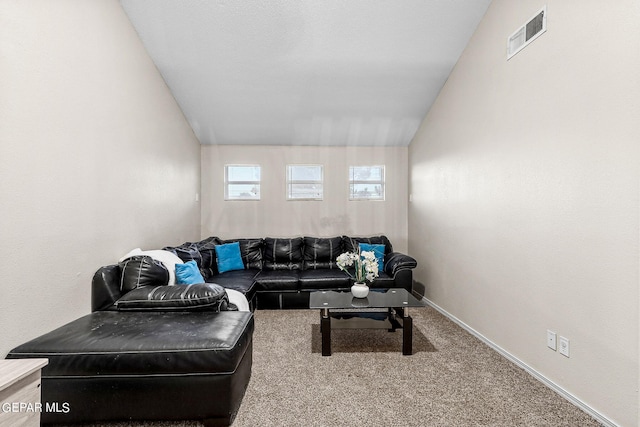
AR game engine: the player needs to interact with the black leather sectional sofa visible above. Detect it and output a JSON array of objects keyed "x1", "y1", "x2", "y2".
[
  {"x1": 154, "y1": 235, "x2": 418, "y2": 310},
  {"x1": 7, "y1": 235, "x2": 416, "y2": 426}
]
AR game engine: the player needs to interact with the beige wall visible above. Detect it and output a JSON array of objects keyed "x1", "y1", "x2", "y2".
[
  {"x1": 201, "y1": 145, "x2": 408, "y2": 252},
  {"x1": 409, "y1": 1, "x2": 639, "y2": 425},
  {"x1": 0, "y1": 0, "x2": 201, "y2": 356}
]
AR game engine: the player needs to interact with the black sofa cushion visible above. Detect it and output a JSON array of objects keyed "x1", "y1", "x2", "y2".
[
  {"x1": 254, "y1": 270, "x2": 300, "y2": 291},
  {"x1": 342, "y1": 235, "x2": 393, "y2": 255},
  {"x1": 164, "y1": 238, "x2": 224, "y2": 281},
  {"x1": 194, "y1": 236, "x2": 222, "y2": 278},
  {"x1": 118, "y1": 256, "x2": 169, "y2": 292},
  {"x1": 113, "y1": 283, "x2": 235, "y2": 311},
  {"x1": 163, "y1": 242, "x2": 206, "y2": 276},
  {"x1": 368, "y1": 271, "x2": 396, "y2": 288},
  {"x1": 220, "y1": 238, "x2": 264, "y2": 270},
  {"x1": 263, "y1": 237, "x2": 304, "y2": 270},
  {"x1": 298, "y1": 269, "x2": 350, "y2": 290},
  {"x1": 208, "y1": 269, "x2": 260, "y2": 303},
  {"x1": 164, "y1": 242, "x2": 201, "y2": 264},
  {"x1": 303, "y1": 236, "x2": 343, "y2": 270},
  {"x1": 163, "y1": 238, "x2": 224, "y2": 280},
  {"x1": 7, "y1": 311, "x2": 254, "y2": 377}
]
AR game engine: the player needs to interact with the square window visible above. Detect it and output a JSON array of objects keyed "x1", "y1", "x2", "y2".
[
  {"x1": 287, "y1": 165, "x2": 323, "y2": 200},
  {"x1": 349, "y1": 165, "x2": 385, "y2": 200},
  {"x1": 225, "y1": 165, "x2": 260, "y2": 200}
]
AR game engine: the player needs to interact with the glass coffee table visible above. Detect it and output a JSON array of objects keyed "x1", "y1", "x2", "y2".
[{"x1": 309, "y1": 288, "x2": 427, "y2": 356}]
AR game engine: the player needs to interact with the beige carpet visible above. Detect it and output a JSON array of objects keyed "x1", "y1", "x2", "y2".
[
  {"x1": 233, "y1": 308, "x2": 602, "y2": 427},
  {"x1": 71, "y1": 307, "x2": 603, "y2": 427}
]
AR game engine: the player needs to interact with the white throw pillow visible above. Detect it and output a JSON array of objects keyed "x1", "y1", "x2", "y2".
[{"x1": 120, "y1": 248, "x2": 184, "y2": 286}]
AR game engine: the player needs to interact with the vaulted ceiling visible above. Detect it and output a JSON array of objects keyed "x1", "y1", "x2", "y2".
[{"x1": 120, "y1": 0, "x2": 491, "y2": 146}]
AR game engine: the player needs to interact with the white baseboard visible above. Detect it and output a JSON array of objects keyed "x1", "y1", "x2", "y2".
[{"x1": 422, "y1": 297, "x2": 619, "y2": 427}]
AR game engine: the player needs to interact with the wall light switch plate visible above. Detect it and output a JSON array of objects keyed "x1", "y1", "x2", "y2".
[
  {"x1": 547, "y1": 330, "x2": 557, "y2": 350},
  {"x1": 559, "y1": 336, "x2": 570, "y2": 357}
]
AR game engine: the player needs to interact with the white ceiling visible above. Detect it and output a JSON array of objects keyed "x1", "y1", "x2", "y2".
[{"x1": 120, "y1": 0, "x2": 491, "y2": 146}]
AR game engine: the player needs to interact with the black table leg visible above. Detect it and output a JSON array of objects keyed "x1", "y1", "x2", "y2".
[
  {"x1": 402, "y1": 308, "x2": 413, "y2": 356},
  {"x1": 320, "y1": 308, "x2": 331, "y2": 356}
]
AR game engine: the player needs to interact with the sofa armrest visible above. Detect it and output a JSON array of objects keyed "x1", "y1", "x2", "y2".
[
  {"x1": 384, "y1": 252, "x2": 417, "y2": 277},
  {"x1": 113, "y1": 283, "x2": 236, "y2": 312},
  {"x1": 91, "y1": 265, "x2": 122, "y2": 312}
]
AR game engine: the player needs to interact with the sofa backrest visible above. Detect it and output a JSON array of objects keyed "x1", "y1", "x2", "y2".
[
  {"x1": 341, "y1": 235, "x2": 393, "y2": 256},
  {"x1": 219, "y1": 238, "x2": 264, "y2": 270},
  {"x1": 155, "y1": 235, "x2": 393, "y2": 275},
  {"x1": 163, "y1": 240, "x2": 219, "y2": 279},
  {"x1": 263, "y1": 237, "x2": 305, "y2": 270},
  {"x1": 302, "y1": 236, "x2": 343, "y2": 270}
]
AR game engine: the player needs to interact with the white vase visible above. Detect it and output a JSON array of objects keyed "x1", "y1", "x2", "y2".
[{"x1": 351, "y1": 282, "x2": 369, "y2": 298}]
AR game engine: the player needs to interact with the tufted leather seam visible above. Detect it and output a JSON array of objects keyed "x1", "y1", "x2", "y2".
[
  {"x1": 147, "y1": 286, "x2": 160, "y2": 300},
  {"x1": 119, "y1": 258, "x2": 130, "y2": 292},
  {"x1": 135, "y1": 259, "x2": 145, "y2": 288},
  {"x1": 313, "y1": 238, "x2": 318, "y2": 270}
]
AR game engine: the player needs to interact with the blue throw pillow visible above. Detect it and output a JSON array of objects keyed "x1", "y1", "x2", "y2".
[
  {"x1": 175, "y1": 260, "x2": 205, "y2": 285},
  {"x1": 215, "y1": 242, "x2": 245, "y2": 274},
  {"x1": 359, "y1": 243, "x2": 385, "y2": 273}
]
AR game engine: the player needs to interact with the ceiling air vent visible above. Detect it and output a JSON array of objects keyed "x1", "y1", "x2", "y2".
[{"x1": 507, "y1": 6, "x2": 547, "y2": 59}]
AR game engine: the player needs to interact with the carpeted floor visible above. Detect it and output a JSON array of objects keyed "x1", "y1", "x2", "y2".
[{"x1": 72, "y1": 306, "x2": 603, "y2": 427}]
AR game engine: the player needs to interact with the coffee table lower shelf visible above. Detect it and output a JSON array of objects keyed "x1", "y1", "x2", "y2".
[{"x1": 319, "y1": 307, "x2": 414, "y2": 356}]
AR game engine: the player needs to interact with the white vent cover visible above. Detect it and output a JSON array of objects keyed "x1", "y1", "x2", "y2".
[{"x1": 507, "y1": 6, "x2": 547, "y2": 59}]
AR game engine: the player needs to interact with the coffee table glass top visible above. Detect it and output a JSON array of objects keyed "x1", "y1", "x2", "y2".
[{"x1": 309, "y1": 288, "x2": 426, "y2": 310}]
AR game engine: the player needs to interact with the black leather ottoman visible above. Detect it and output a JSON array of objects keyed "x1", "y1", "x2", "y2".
[{"x1": 6, "y1": 310, "x2": 253, "y2": 426}]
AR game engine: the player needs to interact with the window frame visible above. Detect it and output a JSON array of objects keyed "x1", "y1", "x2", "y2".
[
  {"x1": 349, "y1": 165, "x2": 385, "y2": 201},
  {"x1": 224, "y1": 164, "x2": 261, "y2": 201},
  {"x1": 286, "y1": 164, "x2": 324, "y2": 201}
]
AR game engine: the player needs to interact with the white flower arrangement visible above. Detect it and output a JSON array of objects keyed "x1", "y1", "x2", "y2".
[{"x1": 336, "y1": 250, "x2": 379, "y2": 284}]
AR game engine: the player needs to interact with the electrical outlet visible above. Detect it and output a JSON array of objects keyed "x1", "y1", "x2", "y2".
[
  {"x1": 547, "y1": 330, "x2": 557, "y2": 350},
  {"x1": 559, "y1": 336, "x2": 570, "y2": 357}
]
